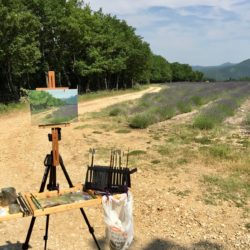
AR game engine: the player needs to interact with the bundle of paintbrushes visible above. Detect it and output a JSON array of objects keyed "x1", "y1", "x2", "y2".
[
  {"x1": 84, "y1": 149, "x2": 137, "y2": 194},
  {"x1": 16, "y1": 193, "x2": 32, "y2": 216}
]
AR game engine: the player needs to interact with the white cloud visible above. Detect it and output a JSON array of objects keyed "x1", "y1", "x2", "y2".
[
  {"x1": 88, "y1": 0, "x2": 235, "y2": 14},
  {"x1": 87, "y1": 0, "x2": 250, "y2": 65}
]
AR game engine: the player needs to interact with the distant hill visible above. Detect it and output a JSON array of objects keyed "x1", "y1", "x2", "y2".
[
  {"x1": 192, "y1": 59, "x2": 250, "y2": 81},
  {"x1": 61, "y1": 96, "x2": 77, "y2": 105}
]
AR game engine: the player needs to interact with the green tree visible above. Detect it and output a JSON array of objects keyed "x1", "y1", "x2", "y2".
[
  {"x1": 150, "y1": 55, "x2": 172, "y2": 82},
  {"x1": 0, "y1": 0, "x2": 41, "y2": 96}
]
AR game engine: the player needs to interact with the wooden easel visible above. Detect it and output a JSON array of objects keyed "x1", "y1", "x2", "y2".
[{"x1": 22, "y1": 72, "x2": 101, "y2": 250}]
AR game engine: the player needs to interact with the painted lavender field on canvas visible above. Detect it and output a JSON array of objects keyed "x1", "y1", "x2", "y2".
[{"x1": 29, "y1": 89, "x2": 78, "y2": 125}]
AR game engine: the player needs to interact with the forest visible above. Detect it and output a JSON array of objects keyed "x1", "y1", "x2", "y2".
[{"x1": 0, "y1": 0, "x2": 203, "y2": 103}]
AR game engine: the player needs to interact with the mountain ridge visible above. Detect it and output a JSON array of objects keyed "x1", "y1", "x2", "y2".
[{"x1": 192, "y1": 59, "x2": 250, "y2": 81}]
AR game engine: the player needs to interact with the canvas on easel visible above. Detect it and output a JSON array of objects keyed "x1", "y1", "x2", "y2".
[{"x1": 29, "y1": 89, "x2": 78, "y2": 126}]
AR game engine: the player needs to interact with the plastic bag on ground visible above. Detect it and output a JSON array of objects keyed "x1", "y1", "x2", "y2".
[{"x1": 102, "y1": 191, "x2": 134, "y2": 250}]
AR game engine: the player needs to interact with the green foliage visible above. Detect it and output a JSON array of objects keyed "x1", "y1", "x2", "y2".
[
  {"x1": 191, "y1": 96, "x2": 203, "y2": 106},
  {"x1": 193, "y1": 115, "x2": 215, "y2": 130},
  {"x1": 109, "y1": 107, "x2": 126, "y2": 116},
  {"x1": 202, "y1": 174, "x2": 250, "y2": 207},
  {"x1": 128, "y1": 150, "x2": 147, "y2": 156},
  {"x1": 245, "y1": 114, "x2": 250, "y2": 126},
  {"x1": 0, "y1": 0, "x2": 205, "y2": 104},
  {"x1": 151, "y1": 159, "x2": 161, "y2": 164},
  {"x1": 150, "y1": 55, "x2": 172, "y2": 83},
  {"x1": 209, "y1": 144, "x2": 232, "y2": 159},
  {"x1": 193, "y1": 84, "x2": 250, "y2": 130},
  {"x1": 0, "y1": 102, "x2": 27, "y2": 114},
  {"x1": 29, "y1": 91, "x2": 64, "y2": 112},
  {"x1": 129, "y1": 113, "x2": 154, "y2": 129},
  {"x1": 115, "y1": 129, "x2": 131, "y2": 134},
  {"x1": 194, "y1": 136, "x2": 212, "y2": 145},
  {"x1": 177, "y1": 101, "x2": 192, "y2": 113},
  {"x1": 171, "y1": 62, "x2": 201, "y2": 82}
]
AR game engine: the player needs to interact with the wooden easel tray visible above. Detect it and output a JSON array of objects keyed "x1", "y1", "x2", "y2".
[{"x1": 24, "y1": 184, "x2": 102, "y2": 217}]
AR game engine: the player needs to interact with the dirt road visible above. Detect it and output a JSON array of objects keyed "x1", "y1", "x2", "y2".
[
  {"x1": 0, "y1": 86, "x2": 249, "y2": 250},
  {"x1": 0, "y1": 86, "x2": 161, "y2": 250}
]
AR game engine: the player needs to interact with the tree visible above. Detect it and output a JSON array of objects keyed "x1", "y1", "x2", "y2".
[
  {"x1": 0, "y1": 0, "x2": 41, "y2": 97},
  {"x1": 150, "y1": 55, "x2": 172, "y2": 82}
]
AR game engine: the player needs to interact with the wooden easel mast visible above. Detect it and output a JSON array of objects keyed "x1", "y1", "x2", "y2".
[{"x1": 47, "y1": 71, "x2": 60, "y2": 166}]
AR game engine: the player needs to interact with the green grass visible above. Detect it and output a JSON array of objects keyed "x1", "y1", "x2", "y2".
[
  {"x1": 193, "y1": 115, "x2": 215, "y2": 130},
  {"x1": 74, "y1": 124, "x2": 91, "y2": 129},
  {"x1": 157, "y1": 145, "x2": 172, "y2": 156},
  {"x1": 128, "y1": 150, "x2": 147, "y2": 156},
  {"x1": 129, "y1": 106, "x2": 175, "y2": 129},
  {"x1": 177, "y1": 101, "x2": 192, "y2": 113},
  {"x1": 245, "y1": 114, "x2": 250, "y2": 126},
  {"x1": 78, "y1": 85, "x2": 149, "y2": 102},
  {"x1": 193, "y1": 86, "x2": 250, "y2": 130},
  {"x1": 0, "y1": 102, "x2": 27, "y2": 114},
  {"x1": 176, "y1": 158, "x2": 188, "y2": 165},
  {"x1": 175, "y1": 189, "x2": 191, "y2": 197},
  {"x1": 109, "y1": 107, "x2": 127, "y2": 116},
  {"x1": 100, "y1": 82, "x2": 250, "y2": 129},
  {"x1": 194, "y1": 136, "x2": 212, "y2": 145},
  {"x1": 245, "y1": 223, "x2": 250, "y2": 231},
  {"x1": 92, "y1": 130, "x2": 102, "y2": 134},
  {"x1": 115, "y1": 129, "x2": 131, "y2": 134},
  {"x1": 209, "y1": 144, "x2": 232, "y2": 159},
  {"x1": 151, "y1": 159, "x2": 161, "y2": 164},
  {"x1": 202, "y1": 174, "x2": 250, "y2": 207},
  {"x1": 129, "y1": 113, "x2": 154, "y2": 129},
  {"x1": 44, "y1": 114, "x2": 76, "y2": 124},
  {"x1": 191, "y1": 96, "x2": 203, "y2": 106}
]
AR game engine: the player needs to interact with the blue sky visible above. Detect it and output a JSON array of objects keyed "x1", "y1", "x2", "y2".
[
  {"x1": 88, "y1": 0, "x2": 250, "y2": 66},
  {"x1": 46, "y1": 89, "x2": 77, "y2": 99}
]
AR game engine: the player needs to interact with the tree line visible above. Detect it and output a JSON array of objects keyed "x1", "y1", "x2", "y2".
[{"x1": 0, "y1": 0, "x2": 203, "y2": 103}]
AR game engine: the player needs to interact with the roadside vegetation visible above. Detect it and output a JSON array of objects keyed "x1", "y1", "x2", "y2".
[
  {"x1": 0, "y1": 85, "x2": 150, "y2": 115},
  {"x1": 106, "y1": 82, "x2": 250, "y2": 129},
  {"x1": 0, "y1": 102, "x2": 28, "y2": 114},
  {"x1": 83, "y1": 81, "x2": 250, "y2": 211},
  {"x1": 78, "y1": 84, "x2": 148, "y2": 102},
  {"x1": 193, "y1": 83, "x2": 250, "y2": 129}
]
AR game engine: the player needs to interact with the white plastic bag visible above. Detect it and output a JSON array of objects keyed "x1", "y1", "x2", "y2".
[{"x1": 102, "y1": 191, "x2": 134, "y2": 250}]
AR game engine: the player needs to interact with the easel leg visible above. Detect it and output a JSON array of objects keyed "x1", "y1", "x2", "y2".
[
  {"x1": 80, "y1": 208, "x2": 101, "y2": 250},
  {"x1": 22, "y1": 217, "x2": 36, "y2": 250},
  {"x1": 59, "y1": 155, "x2": 101, "y2": 250},
  {"x1": 44, "y1": 215, "x2": 50, "y2": 250},
  {"x1": 22, "y1": 163, "x2": 51, "y2": 250}
]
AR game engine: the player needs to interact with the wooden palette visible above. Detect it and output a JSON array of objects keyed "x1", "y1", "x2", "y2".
[{"x1": 24, "y1": 184, "x2": 102, "y2": 217}]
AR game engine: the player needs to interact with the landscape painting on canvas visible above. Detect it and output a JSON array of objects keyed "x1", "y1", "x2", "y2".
[{"x1": 29, "y1": 89, "x2": 78, "y2": 125}]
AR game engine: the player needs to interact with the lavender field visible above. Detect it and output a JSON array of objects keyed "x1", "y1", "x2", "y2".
[{"x1": 107, "y1": 82, "x2": 250, "y2": 129}]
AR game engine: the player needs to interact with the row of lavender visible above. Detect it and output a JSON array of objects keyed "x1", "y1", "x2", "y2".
[
  {"x1": 108, "y1": 82, "x2": 250, "y2": 129},
  {"x1": 193, "y1": 83, "x2": 250, "y2": 129}
]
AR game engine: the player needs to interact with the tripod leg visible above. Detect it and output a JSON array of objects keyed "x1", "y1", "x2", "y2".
[
  {"x1": 59, "y1": 155, "x2": 101, "y2": 250},
  {"x1": 44, "y1": 215, "x2": 50, "y2": 250},
  {"x1": 80, "y1": 208, "x2": 101, "y2": 250},
  {"x1": 22, "y1": 164, "x2": 51, "y2": 250},
  {"x1": 22, "y1": 217, "x2": 36, "y2": 250},
  {"x1": 59, "y1": 155, "x2": 73, "y2": 187}
]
